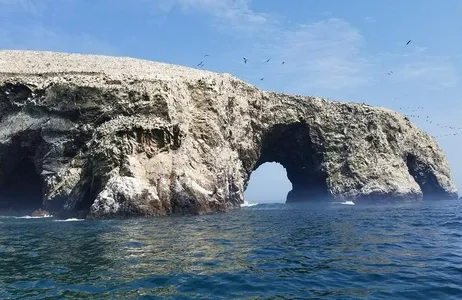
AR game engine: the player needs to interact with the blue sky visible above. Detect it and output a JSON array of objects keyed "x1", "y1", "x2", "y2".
[{"x1": 1, "y1": 0, "x2": 461, "y2": 202}]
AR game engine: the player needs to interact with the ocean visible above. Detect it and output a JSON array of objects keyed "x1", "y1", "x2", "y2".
[{"x1": 0, "y1": 200, "x2": 461, "y2": 299}]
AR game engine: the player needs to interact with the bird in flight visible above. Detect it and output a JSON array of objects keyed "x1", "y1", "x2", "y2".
[
  {"x1": 243, "y1": 57, "x2": 248, "y2": 64},
  {"x1": 282, "y1": 61, "x2": 285, "y2": 65},
  {"x1": 197, "y1": 61, "x2": 204, "y2": 67},
  {"x1": 204, "y1": 54, "x2": 210, "y2": 58},
  {"x1": 264, "y1": 58, "x2": 271, "y2": 63},
  {"x1": 260, "y1": 77, "x2": 264, "y2": 81},
  {"x1": 406, "y1": 40, "x2": 412, "y2": 45}
]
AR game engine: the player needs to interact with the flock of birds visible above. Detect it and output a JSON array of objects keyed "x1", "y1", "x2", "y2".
[
  {"x1": 197, "y1": 54, "x2": 284, "y2": 82},
  {"x1": 195, "y1": 39, "x2": 460, "y2": 139},
  {"x1": 393, "y1": 41, "x2": 460, "y2": 139},
  {"x1": 400, "y1": 106, "x2": 461, "y2": 138}
]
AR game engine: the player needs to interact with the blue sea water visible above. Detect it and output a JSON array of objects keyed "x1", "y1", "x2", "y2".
[{"x1": 1, "y1": 200, "x2": 462, "y2": 299}]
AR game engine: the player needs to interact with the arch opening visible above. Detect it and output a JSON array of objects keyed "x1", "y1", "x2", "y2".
[
  {"x1": 75, "y1": 175, "x2": 103, "y2": 219},
  {"x1": 244, "y1": 162, "x2": 291, "y2": 203},
  {"x1": 406, "y1": 153, "x2": 445, "y2": 200},
  {"x1": 0, "y1": 138, "x2": 44, "y2": 216},
  {"x1": 251, "y1": 122, "x2": 330, "y2": 203}
]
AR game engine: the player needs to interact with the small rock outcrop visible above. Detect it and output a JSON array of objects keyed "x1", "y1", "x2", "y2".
[
  {"x1": 31, "y1": 208, "x2": 50, "y2": 217},
  {"x1": 0, "y1": 51, "x2": 458, "y2": 218}
]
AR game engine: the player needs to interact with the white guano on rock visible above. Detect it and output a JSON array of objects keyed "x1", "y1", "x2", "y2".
[{"x1": 0, "y1": 50, "x2": 458, "y2": 218}]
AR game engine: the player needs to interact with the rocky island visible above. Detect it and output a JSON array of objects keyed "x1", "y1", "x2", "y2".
[{"x1": 0, "y1": 51, "x2": 458, "y2": 219}]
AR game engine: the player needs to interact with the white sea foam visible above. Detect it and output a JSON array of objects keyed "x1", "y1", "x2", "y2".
[
  {"x1": 17, "y1": 214, "x2": 54, "y2": 219},
  {"x1": 341, "y1": 201, "x2": 355, "y2": 205},
  {"x1": 331, "y1": 201, "x2": 355, "y2": 206},
  {"x1": 241, "y1": 201, "x2": 259, "y2": 207},
  {"x1": 53, "y1": 218, "x2": 85, "y2": 222}
]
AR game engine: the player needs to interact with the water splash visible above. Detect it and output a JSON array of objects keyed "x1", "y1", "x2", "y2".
[
  {"x1": 241, "y1": 200, "x2": 259, "y2": 207},
  {"x1": 0, "y1": 214, "x2": 54, "y2": 219},
  {"x1": 331, "y1": 201, "x2": 355, "y2": 206},
  {"x1": 341, "y1": 201, "x2": 355, "y2": 205}
]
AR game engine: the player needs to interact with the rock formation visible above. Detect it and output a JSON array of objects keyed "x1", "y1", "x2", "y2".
[
  {"x1": 31, "y1": 208, "x2": 50, "y2": 217},
  {"x1": 0, "y1": 51, "x2": 458, "y2": 218}
]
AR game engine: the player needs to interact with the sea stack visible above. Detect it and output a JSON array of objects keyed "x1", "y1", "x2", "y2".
[{"x1": 0, "y1": 51, "x2": 458, "y2": 218}]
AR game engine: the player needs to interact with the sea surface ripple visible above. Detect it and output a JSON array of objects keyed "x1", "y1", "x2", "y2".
[{"x1": 1, "y1": 200, "x2": 462, "y2": 299}]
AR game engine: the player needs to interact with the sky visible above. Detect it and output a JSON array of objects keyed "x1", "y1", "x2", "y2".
[{"x1": 1, "y1": 0, "x2": 461, "y2": 203}]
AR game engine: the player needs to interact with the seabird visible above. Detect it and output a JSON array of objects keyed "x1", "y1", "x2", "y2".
[
  {"x1": 264, "y1": 58, "x2": 271, "y2": 63},
  {"x1": 282, "y1": 61, "x2": 285, "y2": 64},
  {"x1": 406, "y1": 40, "x2": 412, "y2": 45},
  {"x1": 197, "y1": 61, "x2": 204, "y2": 67},
  {"x1": 243, "y1": 57, "x2": 248, "y2": 64},
  {"x1": 260, "y1": 77, "x2": 264, "y2": 81},
  {"x1": 204, "y1": 54, "x2": 210, "y2": 58}
]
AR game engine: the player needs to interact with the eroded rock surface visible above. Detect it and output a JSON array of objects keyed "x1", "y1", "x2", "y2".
[{"x1": 0, "y1": 51, "x2": 458, "y2": 218}]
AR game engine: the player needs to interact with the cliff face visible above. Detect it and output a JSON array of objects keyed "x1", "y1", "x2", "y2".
[{"x1": 0, "y1": 51, "x2": 458, "y2": 218}]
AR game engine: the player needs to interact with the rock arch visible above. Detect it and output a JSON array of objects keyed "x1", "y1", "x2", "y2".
[
  {"x1": 0, "y1": 51, "x2": 458, "y2": 219},
  {"x1": 251, "y1": 122, "x2": 329, "y2": 203},
  {"x1": 405, "y1": 153, "x2": 450, "y2": 200}
]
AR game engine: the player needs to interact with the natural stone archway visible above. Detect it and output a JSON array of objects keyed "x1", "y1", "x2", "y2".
[
  {"x1": 244, "y1": 162, "x2": 290, "y2": 203},
  {"x1": 252, "y1": 123, "x2": 329, "y2": 203},
  {"x1": 406, "y1": 153, "x2": 448, "y2": 200},
  {"x1": 0, "y1": 51, "x2": 458, "y2": 219}
]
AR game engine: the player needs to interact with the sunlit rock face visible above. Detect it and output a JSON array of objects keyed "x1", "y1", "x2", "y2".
[{"x1": 0, "y1": 51, "x2": 458, "y2": 218}]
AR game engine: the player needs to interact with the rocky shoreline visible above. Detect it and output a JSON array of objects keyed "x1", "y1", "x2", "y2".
[{"x1": 0, "y1": 50, "x2": 458, "y2": 219}]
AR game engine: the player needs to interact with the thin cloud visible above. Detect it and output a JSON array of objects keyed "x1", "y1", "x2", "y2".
[
  {"x1": 265, "y1": 19, "x2": 371, "y2": 91},
  {"x1": 0, "y1": 26, "x2": 119, "y2": 56},
  {"x1": 237, "y1": 18, "x2": 371, "y2": 93},
  {"x1": 375, "y1": 48, "x2": 458, "y2": 90},
  {"x1": 364, "y1": 16, "x2": 375, "y2": 23},
  {"x1": 155, "y1": 1, "x2": 460, "y2": 95},
  {"x1": 0, "y1": 0, "x2": 73, "y2": 16},
  {"x1": 155, "y1": 1, "x2": 371, "y2": 92},
  {"x1": 0, "y1": 0, "x2": 117, "y2": 55},
  {"x1": 156, "y1": 0, "x2": 272, "y2": 36},
  {"x1": 398, "y1": 59, "x2": 458, "y2": 89},
  {"x1": 0, "y1": 0, "x2": 44, "y2": 15}
]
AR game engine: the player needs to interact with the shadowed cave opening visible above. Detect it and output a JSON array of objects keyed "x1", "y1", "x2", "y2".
[
  {"x1": 75, "y1": 175, "x2": 103, "y2": 218},
  {"x1": 0, "y1": 157, "x2": 44, "y2": 216},
  {"x1": 250, "y1": 123, "x2": 329, "y2": 203},
  {"x1": 0, "y1": 131, "x2": 46, "y2": 216},
  {"x1": 406, "y1": 153, "x2": 446, "y2": 200}
]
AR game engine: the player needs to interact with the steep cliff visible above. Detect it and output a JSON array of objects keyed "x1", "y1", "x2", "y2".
[{"x1": 0, "y1": 51, "x2": 458, "y2": 218}]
